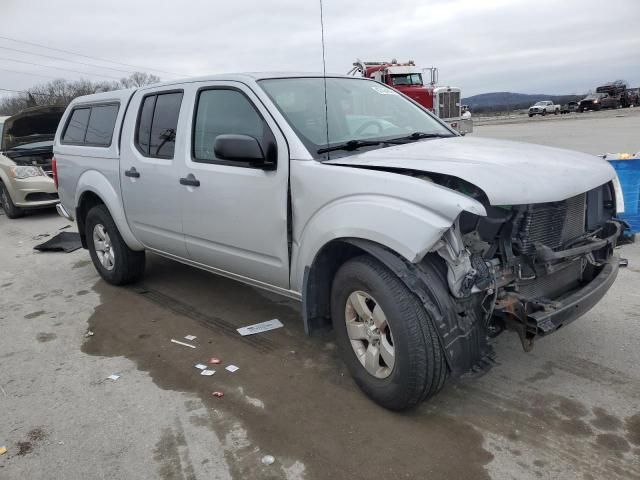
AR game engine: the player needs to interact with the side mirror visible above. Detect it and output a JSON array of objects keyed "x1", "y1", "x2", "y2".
[{"x1": 213, "y1": 134, "x2": 268, "y2": 165}]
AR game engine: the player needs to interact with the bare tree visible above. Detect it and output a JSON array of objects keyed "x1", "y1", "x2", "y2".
[
  {"x1": 0, "y1": 72, "x2": 161, "y2": 115},
  {"x1": 119, "y1": 72, "x2": 161, "y2": 88}
]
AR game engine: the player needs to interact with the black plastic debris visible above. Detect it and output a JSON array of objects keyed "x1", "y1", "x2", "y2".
[{"x1": 34, "y1": 232, "x2": 82, "y2": 253}]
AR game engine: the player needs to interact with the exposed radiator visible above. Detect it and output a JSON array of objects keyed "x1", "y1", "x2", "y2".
[{"x1": 516, "y1": 193, "x2": 586, "y2": 255}]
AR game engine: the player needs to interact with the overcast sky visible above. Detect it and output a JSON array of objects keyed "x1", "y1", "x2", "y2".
[{"x1": 1, "y1": 0, "x2": 639, "y2": 100}]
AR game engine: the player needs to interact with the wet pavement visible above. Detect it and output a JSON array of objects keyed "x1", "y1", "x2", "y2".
[{"x1": 1, "y1": 118, "x2": 640, "y2": 479}]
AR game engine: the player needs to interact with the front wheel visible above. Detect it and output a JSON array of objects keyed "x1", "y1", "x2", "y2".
[
  {"x1": 331, "y1": 256, "x2": 447, "y2": 410},
  {"x1": 85, "y1": 204, "x2": 145, "y2": 285},
  {"x1": 542, "y1": 109, "x2": 547, "y2": 116},
  {"x1": 0, "y1": 182, "x2": 24, "y2": 219}
]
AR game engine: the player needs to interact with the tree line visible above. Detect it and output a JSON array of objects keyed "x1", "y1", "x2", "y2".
[{"x1": 0, "y1": 72, "x2": 160, "y2": 116}]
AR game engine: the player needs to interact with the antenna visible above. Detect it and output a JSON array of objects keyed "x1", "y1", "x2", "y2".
[{"x1": 319, "y1": 0, "x2": 330, "y2": 157}]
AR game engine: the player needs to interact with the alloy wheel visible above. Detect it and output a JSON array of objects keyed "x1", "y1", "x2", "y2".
[
  {"x1": 93, "y1": 224, "x2": 115, "y2": 271},
  {"x1": 344, "y1": 290, "x2": 395, "y2": 379}
]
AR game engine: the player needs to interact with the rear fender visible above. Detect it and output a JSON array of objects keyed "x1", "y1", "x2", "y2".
[{"x1": 76, "y1": 170, "x2": 144, "y2": 251}]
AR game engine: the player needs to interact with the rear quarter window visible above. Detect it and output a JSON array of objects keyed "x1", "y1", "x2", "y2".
[
  {"x1": 61, "y1": 103, "x2": 119, "y2": 146},
  {"x1": 62, "y1": 107, "x2": 91, "y2": 143}
]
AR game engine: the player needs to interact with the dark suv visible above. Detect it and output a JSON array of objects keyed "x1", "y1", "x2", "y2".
[{"x1": 579, "y1": 93, "x2": 617, "y2": 112}]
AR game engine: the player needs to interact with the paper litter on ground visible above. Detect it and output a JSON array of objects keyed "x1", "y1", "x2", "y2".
[
  {"x1": 194, "y1": 364, "x2": 207, "y2": 370},
  {"x1": 225, "y1": 365, "x2": 240, "y2": 373},
  {"x1": 171, "y1": 339, "x2": 196, "y2": 348},
  {"x1": 107, "y1": 374, "x2": 120, "y2": 381},
  {"x1": 0, "y1": 446, "x2": 7, "y2": 456},
  {"x1": 200, "y1": 369, "x2": 215, "y2": 376},
  {"x1": 184, "y1": 335, "x2": 197, "y2": 341},
  {"x1": 237, "y1": 319, "x2": 283, "y2": 336}
]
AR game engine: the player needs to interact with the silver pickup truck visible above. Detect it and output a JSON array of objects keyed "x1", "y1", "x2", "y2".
[{"x1": 54, "y1": 73, "x2": 624, "y2": 410}]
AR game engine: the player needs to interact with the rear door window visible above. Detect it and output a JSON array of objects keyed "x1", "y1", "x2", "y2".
[
  {"x1": 62, "y1": 107, "x2": 91, "y2": 143},
  {"x1": 84, "y1": 104, "x2": 119, "y2": 146},
  {"x1": 135, "y1": 91, "x2": 183, "y2": 158}
]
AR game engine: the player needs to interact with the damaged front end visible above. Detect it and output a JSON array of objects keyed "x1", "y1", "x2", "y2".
[{"x1": 434, "y1": 181, "x2": 623, "y2": 373}]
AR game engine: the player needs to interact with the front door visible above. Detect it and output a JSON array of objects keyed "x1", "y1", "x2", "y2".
[
  {"x1": 120, "y1": 89, "x2": 188, "y2": 258},
  {"x1": 179, "y1": 82, "x2": 290, "y2": 288}
]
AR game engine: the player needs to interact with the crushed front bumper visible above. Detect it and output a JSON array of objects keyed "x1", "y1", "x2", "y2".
[{"x1": 529, "y1": 255, "x2": 619, "y2": 335}]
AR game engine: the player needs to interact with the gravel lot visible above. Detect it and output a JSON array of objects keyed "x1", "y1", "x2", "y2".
[{"x1": 1, "y1": 113, "x2": 639, "y2": 480}]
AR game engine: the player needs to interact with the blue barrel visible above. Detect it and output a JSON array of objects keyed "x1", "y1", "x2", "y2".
[{"x1": 608, "y1": 156, "x2": 640, "y2": 234}]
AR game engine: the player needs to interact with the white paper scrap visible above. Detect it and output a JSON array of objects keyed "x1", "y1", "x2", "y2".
[
  {"x1": 184, "y1": 335, "x2": 197, "y2": 341},
  {"x1": 107, "y1": 374, "x2": 120, "y2": 381},
  {"x1": 237, "y1": 319, "x2": 283, "y2": 336},
  {"x1": 225, "y1": 365, "x2": 239, "y2": 373},
  {"x1": 171, "y1": 339, "x2": 196, "y2": 348},
  {"x1": 200, "y1": 369, "x2": 216, "y2": 376},
  {"x1": 195, "y1": 364, "x2": 207, "y2": 370}
]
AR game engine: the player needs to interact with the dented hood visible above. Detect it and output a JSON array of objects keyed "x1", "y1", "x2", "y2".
[{"x1": 325, "y1": 136, "x2": 615, "y2": 205}]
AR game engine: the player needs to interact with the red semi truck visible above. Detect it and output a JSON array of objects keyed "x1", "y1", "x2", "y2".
[{"x1": 348, "y1": 59, "x2": 472, "y2": 134}]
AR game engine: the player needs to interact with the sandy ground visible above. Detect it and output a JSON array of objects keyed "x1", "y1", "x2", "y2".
[{"x1": 1, "y1": 115, "x2": 639, "y2": 480}]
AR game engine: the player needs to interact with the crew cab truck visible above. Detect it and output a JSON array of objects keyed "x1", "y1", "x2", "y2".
[
  {"x1": 528, "y1": 100, "x2": 560, "y2": 116},
  {"x1": 54, "y1": 74, "x2": 624, "y2": 410}
]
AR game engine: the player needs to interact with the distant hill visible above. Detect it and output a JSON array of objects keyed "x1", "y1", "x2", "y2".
[{"x1": 463, "y1": 92, "x2": 583, "y2": 113}]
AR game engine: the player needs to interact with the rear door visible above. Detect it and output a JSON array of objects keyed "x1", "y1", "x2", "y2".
[
  {"x1": 120, "y1": 88, "x2": 188, "y2": 257},
  {"x1": 178, "y1": 81, "x2": 290, "y2": 288}
]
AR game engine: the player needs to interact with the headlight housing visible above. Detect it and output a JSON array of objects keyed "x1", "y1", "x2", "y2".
[{"x1": 10, "y1": 165, "x2": 44, "y2": 179}]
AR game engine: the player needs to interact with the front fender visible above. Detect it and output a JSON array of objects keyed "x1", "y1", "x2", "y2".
[
  {"x1": 76, "y1": 170, "x2": 144, "y2": 250},
  {"x1": 291, "y1": 194, "x2": 483, "y2": 292}
]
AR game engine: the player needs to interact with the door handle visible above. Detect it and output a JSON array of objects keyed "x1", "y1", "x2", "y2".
[
  {"x1": 124, "y1": 167, "x2": 140, "y2": 178},
  {"x1": 179, "y1": 174, "x2": 200, "y2": 187}
]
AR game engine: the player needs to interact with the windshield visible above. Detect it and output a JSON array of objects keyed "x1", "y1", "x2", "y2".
[
  {"x1": 390, "y1": 73, "x2": 423, "y2": 86},
  {"x1": 534, "y1": 101, "x2": 547, "y2": 106},
  {"x1": 259, "y1": 77, "x2": 453, "y2": 159}
]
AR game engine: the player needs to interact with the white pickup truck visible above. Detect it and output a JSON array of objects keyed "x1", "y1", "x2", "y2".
[
  {"x1": 53, "y1": 73, "x2": 624, "y2": 410},
  {"x1": 528, "y1": 100, "x2": 560, "y2": 116}
]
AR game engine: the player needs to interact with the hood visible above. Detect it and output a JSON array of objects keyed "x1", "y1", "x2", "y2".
[
  {"x1": 325, "y1": 136, "x2": 615, "y2": 205},
  {"x1": 1, "y1": 105, "x2": 65, "y2": 151}
]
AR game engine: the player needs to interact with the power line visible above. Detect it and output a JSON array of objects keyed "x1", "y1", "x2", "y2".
[
  {"x1": 0, "y1": 34, "x2": 183, "y2": 77},
  {"x1": 0, "y1": 87, "x2": 59, "y2": 98},
  {"x1": 0, "y1": 45, "x2": 139, "y2": 76},
  {"x1": 0, "y1": 67, "x2": 58, "y2": 79},
  {"x1": 0, "y1": 55, "x2": 122, "y2": 80}
]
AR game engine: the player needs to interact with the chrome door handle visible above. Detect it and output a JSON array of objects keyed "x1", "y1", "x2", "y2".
[
  {"x1": 124, "y1": 167, "x2": 140, "y2": 178},
  {"x1": 179, "y1": 174, "x2": 200, "y2": 187}
]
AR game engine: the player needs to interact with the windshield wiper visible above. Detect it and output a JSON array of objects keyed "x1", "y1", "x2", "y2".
[
  {"x1": 317, "y1": 139, "x2": 383, "y2": 154},
  {"x1": 385, "y1": 131, "x2": 454, "y2": 143}
]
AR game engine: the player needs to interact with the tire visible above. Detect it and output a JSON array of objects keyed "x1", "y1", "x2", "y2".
[
  {"x1": 541, "y1": 109, "x2": 546, "y2": 116},
  {"x1": 528, "y1": 113, "x2": 533, "y2": 117},
  {"x1": 0, "y1": 182, "x2": 24, "y2": 219},
  {"x1": 85, "y1": 204, "x2": 145, "y2": 285},
  {"x1": 554, "y1": 109, "x2": 559, "y2": 115},
  {"x1": 331, "y1": 255, "x2": 447, "y2": 410}
]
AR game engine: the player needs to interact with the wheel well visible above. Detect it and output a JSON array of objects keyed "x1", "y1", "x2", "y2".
[
  {"x1": 302, "y1": 240, "x2": 367, "y2": 334},
  {"x1": 76, "y1": 191, "x2": 104, "y2": 248},
  {"x1": 302, "y1": 238, "x2": 414, "y2": 335}
]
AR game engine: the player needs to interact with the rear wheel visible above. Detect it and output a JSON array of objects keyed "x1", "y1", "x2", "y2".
[
  {"x1": 85, "y1": 204, "x2": 145, "y2": 285},
  {"x1": 0, "y1": 182, "x2": 24, "y2": 219},
  {"x1": 331, "y1": 255, "x2": 447, "y2": 410}
]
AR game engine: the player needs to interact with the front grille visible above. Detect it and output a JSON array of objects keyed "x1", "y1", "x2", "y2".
[
  {"x1": 516, "y1": 193, "x2": 586, "y2": 255},
  {"x1": 437, "y1": 90, "x2": 460, "y2": 119}
]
